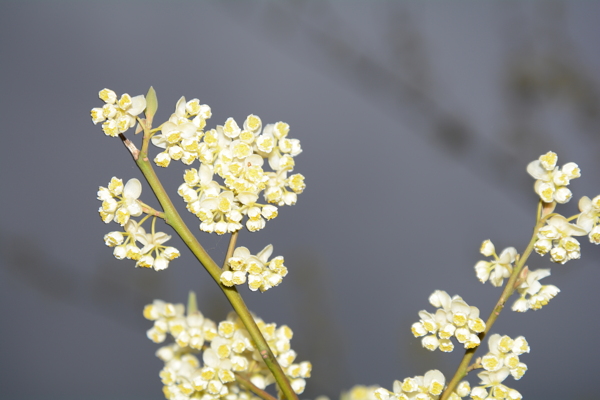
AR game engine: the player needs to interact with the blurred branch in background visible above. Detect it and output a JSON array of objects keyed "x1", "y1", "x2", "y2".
[
  {"x1": 219, "y1": 2, "x2": 600, "y2": 206},
  {"x1": 287, "y1": 249, "x2": 349, "y2": 395},
  {"x1": 0, "y1": 231, "x2": 168, "y2": 331},
  {"x1": 503, "y1": 3, "x2": 600, "y2": 151}
]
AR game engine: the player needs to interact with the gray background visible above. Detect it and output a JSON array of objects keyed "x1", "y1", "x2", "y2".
[{"x1": 1, "y1": 2, "x2": 600, "y2": 400}]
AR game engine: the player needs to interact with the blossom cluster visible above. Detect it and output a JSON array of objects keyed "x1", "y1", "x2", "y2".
[
  {"x1": 527, "y1": 152, "x2": 600, "y2": 264},
  {"x1": 474, "y1": 240, "x2": 518, "y2": 287},
  {"x1": 526, "y1": 152, "x2": 585, "y2": 262},
  {"x1": 411, "y1": 291, "x2": 486, "y2": 352},
  {"x1": 479, "y1": 334, "x2": 529, "y2": 380},
  {"x1": 511, "y1": 268, "x2": 559, "y2": 312},
  {"x1": 160, "y1": 97, "x2": 305, "y2": 234},
  {"x1": 144, "y1": 299, "x2": 311, "y2": 400},
  {"x1": 220, "y1": 245, "x2": 288, "y2": 292},
  {"x1": 98, "y1": 177, "x2": 179, "y2": 270},
  {"x1": 533, "y1": 215, "x2": 586, "y2": 264},
  {"x1": 97, "y1": 177, "x2": 143, "y2": 226},
  {"x1": 527, "y1": 151, "x2": 580, "y2": 204},
  {"x1": 373, "y1": 370, "x2": 471, "y2": 400},
  {"x1": 91, "y1": 88, "x2": 147, "y2": 137},
  {"x1": 470, "y1": 334, "x2": 529, "y2": 400}
]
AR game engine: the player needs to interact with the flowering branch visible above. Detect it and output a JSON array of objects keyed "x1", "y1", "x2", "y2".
[
  {"x1": 130, "y1": 117, "x2": 300, "y2": 400},
  {"x1": 439, "y1": 212, "x2": 545, "y2": 400},
  {"x1": 93, "y1": 87, "x2": 598, "y2": 400},
  {"x1": 93, "y1": 87, "x2": 308, "y2": 400}
]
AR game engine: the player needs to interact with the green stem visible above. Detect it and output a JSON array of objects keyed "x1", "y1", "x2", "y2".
[
  {"x1": 138, "y1": 200, "x2": 165, "y2": 219},
  {"x1": 120, "y1": 133, "x2": 298, "y2": 400},
  {"x1": 235, "y1": 372, "x2": 279, "y2": 400},
  {"x1": 223, "y1": 231, "x2": 239, "y2": 271},
  {"x1": 440, "y1": 212, "x2": 547, "y2": 400}
]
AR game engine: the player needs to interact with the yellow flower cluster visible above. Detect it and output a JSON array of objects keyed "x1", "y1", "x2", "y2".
[
  {"x1": 144, "y1": 300, "x2": 311, "y2": 400},
  {"x1": 154, "y1": 97, "x2": 305, "y2": 234},
  {"x1": 374, "y1": 370, "x2": 470, "y2": 400},
  {"x1": 98, "y1": 177, "x2": 179, "y2": 270},
  {"x1": 411, "y1": 291, "x2": 486, "y2": 352},
  {"x1": 220, "y1": 245, "x2": 288, "y2": 292},
  {"x1": 91, "y1": 88, "x2": 146, "y2": 136}
]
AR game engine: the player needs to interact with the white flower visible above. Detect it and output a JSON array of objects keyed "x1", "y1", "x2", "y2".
[
  {"x1": 99, "y1": 88, "x2": 117, "y2": 104},
  {"x1": 220, "y1": 270, "x2": 247, "y2": 287},
  {"x1": 477, "y1": 368, "x2": 510, "y2": 397},
  {"x1": 577, "y1": 195, "x2": 600, "y2": 231},
  {"x1": 480, "y1": 239, "x2": 495, "y2": 256},
  {"x1": 256, "y1": 130, "x2": 276, "y2": 155},
  {"x1": 186, "y1": 98, "x2": 211, "y2": 120},
  {"x1": 135, "y1": 228, "x2": 179, "y2": 271},
  {"x1": 530, "y1": 286, "x2": 560, "y2": 311},
  {"x1": 158, "y1": 119, "x2": 197, "y2": 146},
  {"x1": 222, "y1": 117, "x2": 241, "y2": 139},
  {"x1": 288, "y1": 173, "x2": 306, "y2": 194},
  {"x1": 243, "y1": 114, "x2": 262, "y2": 133},
  {"x1": 577, "y1": 195, "x2": 600, "y2": 243},
  {"x1": 423, "y1": 369, "x2": 446, "y2": 396},
  {"x1": 103, "y1": 231, "x2": 124, "y2": 247}
]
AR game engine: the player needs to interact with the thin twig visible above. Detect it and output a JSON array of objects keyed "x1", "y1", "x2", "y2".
[
  {"x1": 235, "y1": 372, "x2": 279, "y2": 400},
  {"x1": 118, "y1": 133, "x2": 139, "y2": 160},
  {"x1": 222, "y1": 231, "x2": 239, "y2": 271},
  {"x1": 440, "y1": 205, "x2": 548, "y2": 400},
  {"x1": 138, "y1": 201, "x2": 165, "y2": 219}
]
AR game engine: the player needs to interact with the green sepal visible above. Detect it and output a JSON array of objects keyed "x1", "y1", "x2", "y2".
[
  {"x1": 187, "y1": 291, "x2": 198, "y2": 315},
  {"x1": 145, "y1": 86, "x2": 158, "y2": 126}
]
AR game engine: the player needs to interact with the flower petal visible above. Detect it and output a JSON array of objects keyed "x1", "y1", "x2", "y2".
[{"x1": 124, "y1": 178, "x2": 142, "y2": 200}]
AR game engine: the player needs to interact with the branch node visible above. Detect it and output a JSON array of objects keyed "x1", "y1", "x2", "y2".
[{"x1": 119, "y1": 133, "x2": 140, "y2": 160}]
